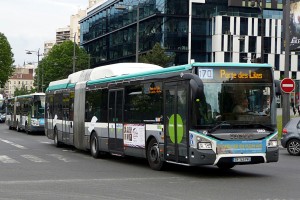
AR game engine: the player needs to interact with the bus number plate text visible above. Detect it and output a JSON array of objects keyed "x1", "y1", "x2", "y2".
[{"x1": 233, "y1": 157, "x2": 251, "y2": 162}]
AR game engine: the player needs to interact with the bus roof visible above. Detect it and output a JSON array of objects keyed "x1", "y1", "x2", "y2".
[
  {"x1": 15, "y1": 93, "x2": 45, "y2": 99},
  {"x1": 87, "y1": 64, "x2": 192, "y2": 86},
  {"x1": 47, "y1": 63, "x2": 163, "y2": 91},
  {"x1": 46, "y1": 62, "x2": 273, "y2": 91},
  {"x1": 190, "y1": 62, "x2": 272, "y2": 68}
]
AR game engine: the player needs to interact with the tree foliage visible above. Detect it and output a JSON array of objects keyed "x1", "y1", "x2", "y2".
[
  {"x1": 139, "y1": 43, "x2": 175, "y2": 67},
  {"x1": 0, "y1": 32, "x2": 14, "y2": 88},
  {"x1": 38, "y1": 40, "x2": 89, "y2": 91},
  {"x1": 14, "y1": 85, "x2": 34, "y2": 96}
]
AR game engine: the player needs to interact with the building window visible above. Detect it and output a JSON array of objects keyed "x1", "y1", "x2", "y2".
[
  {"x1": 275, "y1": 54, "x2": 279, "y2": 70},
  {"x1": 249, "y1": 36, "x2": 256, "y2": 52},
  {"x1": 240, "y1": 18, "x2": 248, "y2": 36}
]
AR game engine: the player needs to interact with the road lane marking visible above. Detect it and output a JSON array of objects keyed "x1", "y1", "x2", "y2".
[
  {"x1": 0, "y1": 177, "x2": 180, "y2": 185},
  {"x1": 0, "y1": 138, "x2": 27, "y2": 149},
  {"x1": 47, "y1": 154, "x2": 75, "y2": 162},
  {"x1": 0, "y1": 155, "x2": 19, "y2": 163},
  {"x1": 40, "y1": 141, "x2": 51, "y2": 144},
  {"x1": 20, "y1": 155, "x2": 48, "y2": 163}
]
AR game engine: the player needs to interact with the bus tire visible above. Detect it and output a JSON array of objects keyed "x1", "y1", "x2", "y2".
[
  {"x1": 90, "y1": 133, "x2": 100, "y2": 158},
  {"x1": 16, "y1": 121, "x2": 20, "y2": 132},
  {"x1": 217, "y1": 163, "x2": 235, "y2": 170},
  {"x1": 147, "y1": 138, "x2": 165, "y2": 171},
  {"x1": 25, "y1": 123, "x2": 29, "y2": 134},
  {"x1": 54, "y1": 128, "x2": 61, "y2": 147}
]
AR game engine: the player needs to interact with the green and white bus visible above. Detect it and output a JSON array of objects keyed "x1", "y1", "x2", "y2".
[
  {"x1": 45, "y1": 62, "x2": 279, "y2": 170},
  {"x1": 6, "y1": 93, "x2": 45, "y2": 133}
]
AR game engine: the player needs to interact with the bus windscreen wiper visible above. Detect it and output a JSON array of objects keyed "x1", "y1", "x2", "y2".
[
  {"x1": 249, "y1": 123, "x2": 274, "y2": 131},
  {"x1": 208, "y1": 121, "x2": 231, "y2": 133}
]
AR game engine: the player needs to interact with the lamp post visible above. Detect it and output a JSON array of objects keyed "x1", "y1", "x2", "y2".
[
  {"x1": 26, "y1": 49, "x2": 43, "y2": 92},
  {"x1": 251, "y1": 0, "x2": 265, "y2": 63},
  {"x1": 72, "y1": 33, "x2": 76, "y2": 73},
  {"x1": 282, "y1": 0, "x2": 291, "y2": 127},
  {"x1": 116, "y1": 3, "x2": 139, "y2": 63}
]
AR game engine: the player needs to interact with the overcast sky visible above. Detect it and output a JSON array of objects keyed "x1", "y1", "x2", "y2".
[{"x1": 0, "y1": 0, "x2": 88, "y2": 66}]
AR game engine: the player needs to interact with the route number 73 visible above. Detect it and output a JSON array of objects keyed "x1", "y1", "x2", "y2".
[{"x1": 198, "y1": 69, "x2": 213, "y2": 79}]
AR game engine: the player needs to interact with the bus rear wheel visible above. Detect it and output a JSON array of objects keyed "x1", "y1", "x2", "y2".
[
  {"x1": 147, "y1": 138, "x2": 165, "y2": 171},
  {"x1": 91, "y1": 133, "x2": 100, "y2": 158},
  {"x1": 90, "y1": 133, "x2": 106, "y2": 158},
  {"x1": 54, "y1": 128, "x2": 61, "y2": 147},
  {"x1": 16, "y1": 121, "x2": 20, "y2": 132},
  {"x1": 25, "y1": 123, "x2": 29, "y2": 134}
]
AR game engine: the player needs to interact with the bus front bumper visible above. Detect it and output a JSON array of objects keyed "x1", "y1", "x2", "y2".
[{"x1": 189, "y1": 146, "x2": 279, "y2": 166}]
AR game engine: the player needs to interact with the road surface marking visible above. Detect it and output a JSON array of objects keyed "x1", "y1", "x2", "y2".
[
  {"x1": 0, "y1": 138, "x2": 27, "y2": 149},
  {"x1": 0, "y1": 177, "x2": 180, "y2": 185},
  {"x1": 0, "y1": 155, "x2": 19, "y2": 163},
  {"x1": 47, "y1": 154, "x2": 75, "y2": 162},
  {"x1": 21, "y1": 155, "x2": 48, "y2": 163}
]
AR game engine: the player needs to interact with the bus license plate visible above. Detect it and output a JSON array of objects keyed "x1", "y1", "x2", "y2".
[{"x1": 233, "y1": 157, "x2": 251, "y2": 162}]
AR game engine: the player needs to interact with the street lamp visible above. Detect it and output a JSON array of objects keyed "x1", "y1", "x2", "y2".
[
  {"x1": 72, "y1": 33, "x2": 76, "y2": 73},
  {"x1": 26, "y1": 49, "x2": 43, "y2": 92},
  {"x1": 282, "y1": 0, "x2": 291, "y2": 127},
  {"x1": 115, "y1": 3, "x2": 139, "y2": 63},
  {"x1": 251, "y1": 0, "x2": 265, "y2": 63}
]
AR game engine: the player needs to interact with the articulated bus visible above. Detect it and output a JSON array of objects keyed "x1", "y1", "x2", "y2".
[
  {"x1": 45, "y1": 62, "x2": 279, "y2": 170},
  {"x1": 6, "y1": 93, "x2": 45, "y2": 133}
]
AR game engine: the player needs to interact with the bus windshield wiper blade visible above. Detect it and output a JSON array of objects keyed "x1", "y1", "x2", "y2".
[
  {"x1": 208, "y1": 121, "x2": 231, "y2": 133},
  {"x1": 250, "y1": 123, "x2": 274, "y2": 131}
]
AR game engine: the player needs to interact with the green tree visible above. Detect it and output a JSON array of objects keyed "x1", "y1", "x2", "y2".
[
  {"x1": 0, "y1": 32, "x2": 14, "y2": 88},
  {"x1": 39, "y1": 40, "x2": 89, "y2": 91},
  {"x1": 139, "y1": 43, "x2": 175, "y2": 67},
  {"x1": 14, "y1": 85, "x2": 34, "y2": 96}
]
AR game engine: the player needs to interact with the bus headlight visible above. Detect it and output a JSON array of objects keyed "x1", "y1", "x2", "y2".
[
  {"x1": 198, "y1": 142, "x2": 212, "y2": 150},
  {"x1": 31, "y1": 119, "x2": 39, "y2": 126},
  {"x1": 268, "y1": 140, "x2": 278, "y2": 148},
  {"x1": 267, "y1": 133, "x2": 278, "y2": 148}
]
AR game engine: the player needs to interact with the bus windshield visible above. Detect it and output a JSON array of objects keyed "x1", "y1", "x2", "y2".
[
  {"x1": 192, "y1": 67, "x2": 274, "y2": 129},
  {"x1": 33, "y1": 96, "x2": 45, "y2": 118}
]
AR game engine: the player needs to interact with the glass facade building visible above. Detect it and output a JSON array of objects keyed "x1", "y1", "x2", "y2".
[{"x1": 80, "y1": 0, "x2": 300, "y2": 80}]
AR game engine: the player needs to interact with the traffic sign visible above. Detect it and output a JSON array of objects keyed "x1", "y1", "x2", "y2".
[{"x1": 280, "y1": 78, "x2": 295, "y2": 93}]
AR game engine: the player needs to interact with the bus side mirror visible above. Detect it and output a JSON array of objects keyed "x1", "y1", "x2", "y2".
[
  {"x1": 274, "y1": 80, "x2": 281, "y2": 95},
  {"x1": 180, "y1": 73, "x2": 203, "y2": 99}
]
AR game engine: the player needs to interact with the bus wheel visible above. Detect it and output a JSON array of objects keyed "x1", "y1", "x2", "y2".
[
  {"x1": 25, "y1": 123, "x2": 29, "y2": 134},
  {"x1": 54, "y1": 128, "x2": 61, "y2": 147},
  {"x1": 90, "y1": 133, "x2": 100, "y2": 158},
  {"x1": 147, "y1": 138, "x2": 165, "y2": 171},
  {"x1": 16, "y1": 122, "x2": 20, "y2": 132},
  {"x1": 217, "y1": 163, "x2": 235, "y2": 170}
]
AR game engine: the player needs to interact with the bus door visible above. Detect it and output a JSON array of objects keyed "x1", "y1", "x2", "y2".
[
  {"x1": 164, "y1": 81, "x2": 189, "y2": 164},
  {"x1": 62, "y1": 94, "x2": 70, "y2": 144},
  {"x1": 108, "y1": 89, "x2": 124, "y2": 153}
]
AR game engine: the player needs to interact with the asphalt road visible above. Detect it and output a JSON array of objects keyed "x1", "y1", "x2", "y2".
[{"x1": 0, "y1": 123, "x2": 299, "y2": 200}]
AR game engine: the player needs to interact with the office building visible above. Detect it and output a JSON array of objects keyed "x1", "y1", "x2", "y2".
[
  {"x1": 56, "y1": 27, "x2": 71, "y2": 44},
  {"x1": 79, "y1": 0, "x2": 300, "y2": 80}
]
